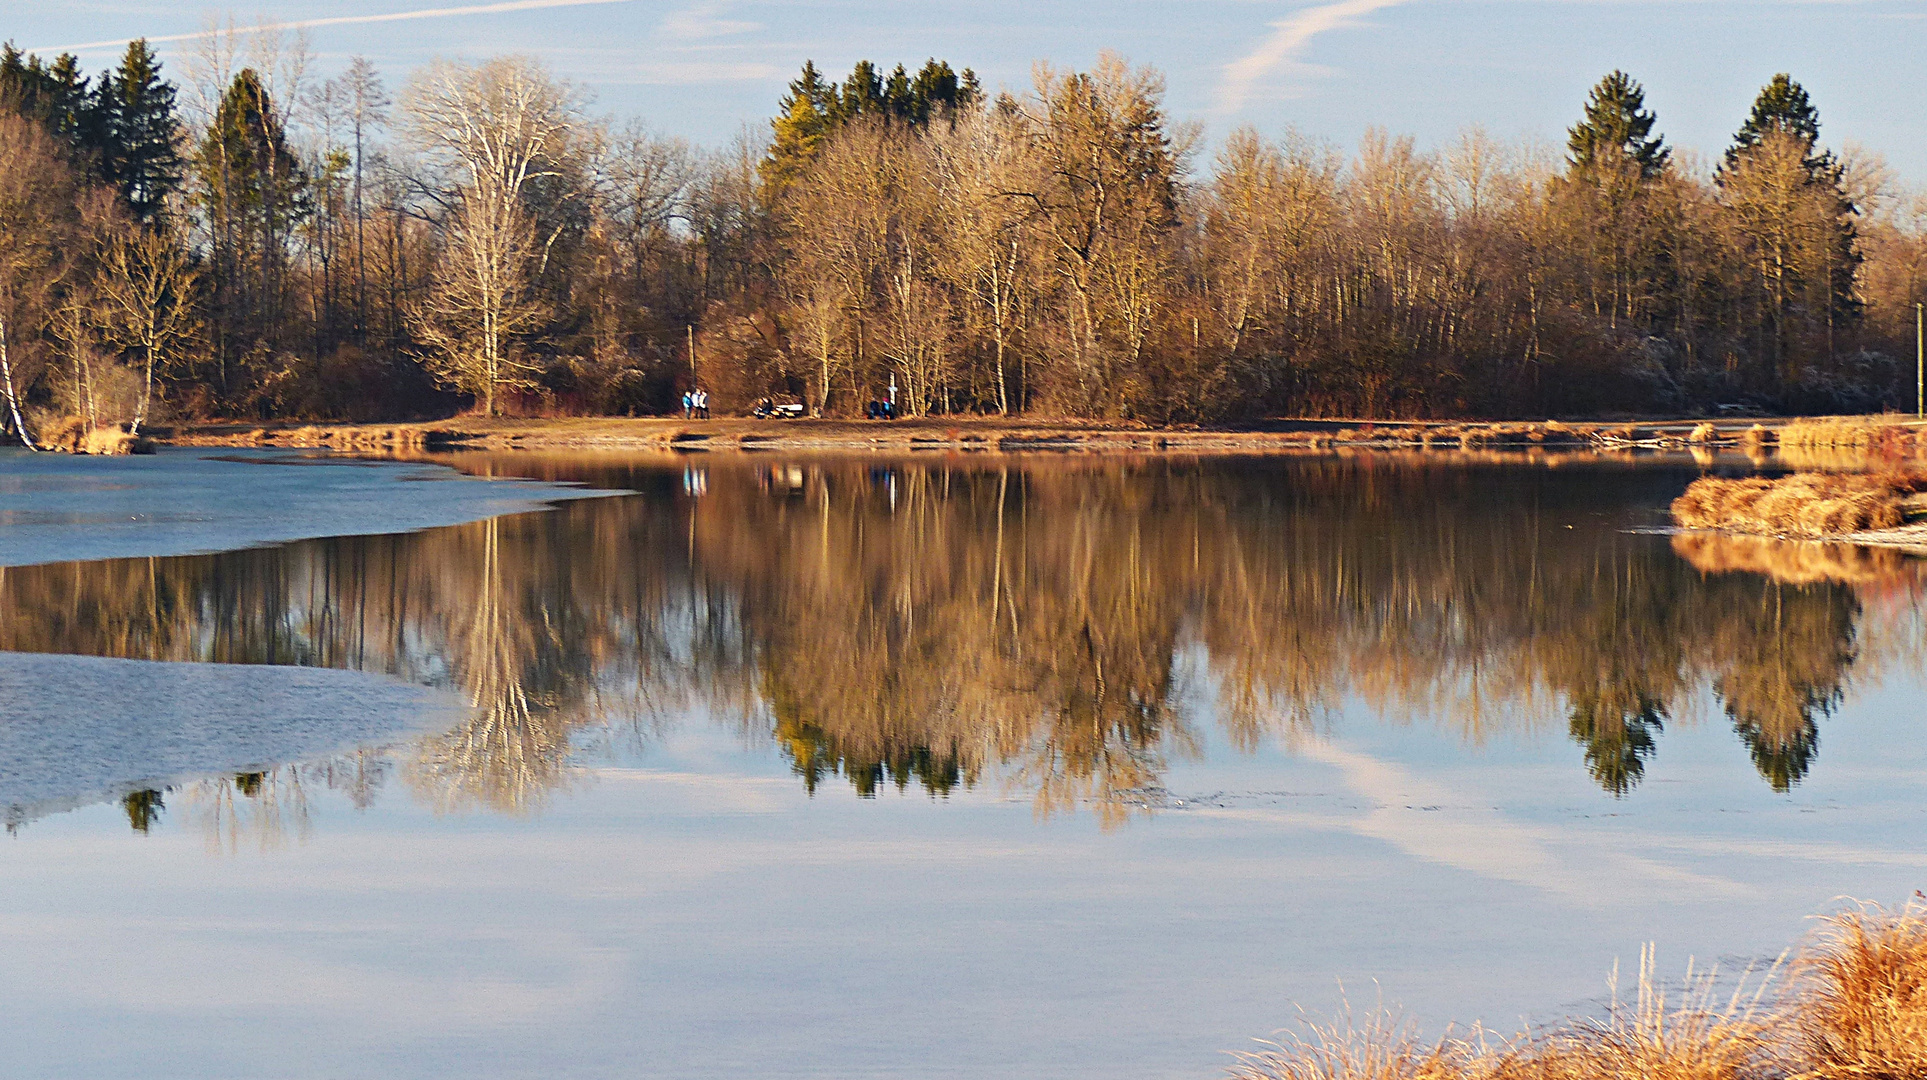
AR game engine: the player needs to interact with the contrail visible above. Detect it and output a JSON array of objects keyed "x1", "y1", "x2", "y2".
[
  {"x1": 1217, "y1": 0, "x2": 1411, "y2": 115},
  {"x1": 37, "y1": 0, "x2": 645, "y2": 53}
]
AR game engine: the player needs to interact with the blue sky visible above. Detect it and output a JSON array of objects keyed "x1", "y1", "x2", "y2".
[{"x1": 13, "y1": 1, "x2": 1927, "y2": 178}]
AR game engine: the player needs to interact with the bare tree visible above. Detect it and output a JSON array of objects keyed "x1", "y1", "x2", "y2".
[
  {"x1": 94, "y1": 224, "x2": 202, "y2": 434},
  {"x1": 400, "y1": 56, "x2": 588, "y2": 414}
]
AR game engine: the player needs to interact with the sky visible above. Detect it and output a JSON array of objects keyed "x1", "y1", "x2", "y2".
[{"x1": 11, "y1": 1, "x2": 1927, "y2": 179}]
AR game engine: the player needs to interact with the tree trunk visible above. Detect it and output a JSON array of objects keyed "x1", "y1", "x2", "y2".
[{"x1": 0, "y1": 314, "x2": 38, "y2": 451}]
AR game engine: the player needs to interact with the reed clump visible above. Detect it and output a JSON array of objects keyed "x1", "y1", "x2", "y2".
[
  {"x1": 34, "y1": 416, "x2": 154, "y2": 455},
  {"x1": 1671, "y1": 472, "x2": 1927, "y2": 537},
  {"x1": 1688, "y1": 422, "x2": 1719, "y2": 444},
  {"x1": 1778, "y1": 416, "x2": 1922, "y2": 456},
  {"x1": 1788, "y1": 899, "x2": 1927, "y2": 1080},
  {"x1": 1232, "y1": 902, "x2": 1927, "y2": 1080}
]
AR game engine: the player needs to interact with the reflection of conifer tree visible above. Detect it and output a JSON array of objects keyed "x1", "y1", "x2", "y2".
[
  {"x1": 121, "y1": 788, "x2": 165, "y2": 833},
  {"x1": 1567, "y1": 690, "x2": 1666, "y2": 796},
  {"x1": 1710, "y1": 582, "x2": 1855, "y2": 792}
]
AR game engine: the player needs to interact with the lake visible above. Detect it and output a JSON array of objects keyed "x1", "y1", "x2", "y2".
[{"x1": 3, "y1": 448, "x2": 1924, "y2": 1079}]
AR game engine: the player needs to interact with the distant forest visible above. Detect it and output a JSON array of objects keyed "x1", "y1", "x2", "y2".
[{"x1": 1, "y1": 31, "x2": 1924, "y2": 437}]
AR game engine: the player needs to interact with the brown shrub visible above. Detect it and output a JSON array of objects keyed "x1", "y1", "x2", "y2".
[
  {"x1": 1789, "y1": 900, "x2": 1927, "y2": 1080},
  {"x1": 1688, "y1": 422, "x2": 1718, "y2": 444}
]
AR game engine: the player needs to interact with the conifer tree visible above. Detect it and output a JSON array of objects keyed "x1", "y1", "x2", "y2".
[
  {"x1": 1729, "y1": 73, "x2": 1822, "y2": 165},
  {"x1": 883, "y1": 64, "x2": 914, "y2": 120},
  {"x1": 104, "y1": 40, "x2": 183, "y2": 223},
  {"x1": 838, "y1": 61, "x2": 885, "y2": 120},
  {"x1": 1567, "y1": 70, "x2": 1668, "y2": 180},
  {"x1": 1718, "y1": 73, "x2": 1859, "y2": 378},
  {"x1": 760, "y1": 61, "x2": 836, "y2": 193}
]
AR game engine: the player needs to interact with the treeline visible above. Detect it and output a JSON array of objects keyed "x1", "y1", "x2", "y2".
[{"x1": 1, "y1": 34, "x2": 1925, "y2": 435}]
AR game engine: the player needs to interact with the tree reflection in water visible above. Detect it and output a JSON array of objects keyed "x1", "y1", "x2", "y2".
[{"x1": 2, "y1": 453, "x2": 1923, "y2": 831}]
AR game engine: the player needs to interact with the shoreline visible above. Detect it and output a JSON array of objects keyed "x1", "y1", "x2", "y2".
[{"x1": 157, "y1": 415, "x2": 1786, "y2": 455}]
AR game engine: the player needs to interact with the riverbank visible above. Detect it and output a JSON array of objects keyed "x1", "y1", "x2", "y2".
[
  {"x1": 159, "y1": 415, "x2": 1790, "y2": 455},
  {"x1": 1232, "y1": 899, "x2": 1927, "y2": 1080}
]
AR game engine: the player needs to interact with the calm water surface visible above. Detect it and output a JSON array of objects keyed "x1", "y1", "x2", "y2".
[{"x1": 3, "y1": 450, "x2": 1925, "y2": 1079}]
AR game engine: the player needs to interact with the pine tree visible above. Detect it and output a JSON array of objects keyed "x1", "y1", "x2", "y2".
[
  {"x1": 883, "y1": 64, "x2": 914, "y2": 121},
  {"x1": 0, "y1": 43, "x2": 106, "y2": 169},
  {"x1": 1729, "y1": 73, "x2": 1822, "y2": 165},
  {"x1": 106, "y1": 40, "x2": 183, "y2": 223},
  {"x1": 760, "y1": 61, "x2": 836, "y2": 193},
  {"x1": 909, "y1": 60, "x2": 959, "y2": 124},
  {"x1": 838, "y1": 61, "x2": 885, "y2": 120},
  {"x1": 1567, "y1": 70, "x2": 1668, "y2": 180},
  {"x1": 1718, "y1": 73, "x2": 1859, "y2": 379},
  {"x1": 957, "y1": 69, "x2": 983, "y2": 110}
]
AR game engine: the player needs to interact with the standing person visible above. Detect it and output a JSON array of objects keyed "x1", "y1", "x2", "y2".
[{"x1": 682, "y1": 390, "x2": 692, "y2": 419}]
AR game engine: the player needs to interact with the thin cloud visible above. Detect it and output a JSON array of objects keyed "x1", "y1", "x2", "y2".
[
  {"x1": 659, "y1": 3, "x2": 760, "y2": 41},
  {"x1": 36, "y1": 0, "x2": 646, "y2": 54},
  {"x1": 1217, "y1": 0, "x2": 1412, "y2": 116}
]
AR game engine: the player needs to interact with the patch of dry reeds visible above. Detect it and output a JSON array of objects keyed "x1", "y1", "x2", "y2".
[
  {"x1": 1688, "y1": 423, "x2": 1719, "y2": 444},
  {"x1": 1671, "y1": 533, "x2": 1921, "y2": 587},
  {"x1": 33, "y1": 416, "x2": 153, "y2": 454},
  {"x1": 1671, "y1": 473, "x2": 1927, "y2": 537},
  {"x1": 1233, "y1": 902, "x2": 1927, "y2": 1080},
  {"x1": 1778, "y1": 416, "x2": 1922, "y2": 458},
  {"x1": 1230, "y1": 1011, "x2": 1485, "y2": 1080},
  {"x1": 81, "y1": 427, "x2": 153, "y2": 455},
  {"x1": 1788, "y1": 899, "x2": 1927, "y2": 1080}
]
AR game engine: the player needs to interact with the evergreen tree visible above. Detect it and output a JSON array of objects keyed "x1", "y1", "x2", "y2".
[
  {"x1": 1718, "y1": 74, "x2": 1860, "y2": 379},
  {"x1": 1729, "y1": 73, "x2": 1822, "y2": 165},
  {"x1": 760, "y1": 61, "x2": 836, "y2": 193},
  {"x1": 198, "y1": 68, "x2": 309, "y2": 382},
  {"x1": 838, "y1": 60, "x2": 885, "y2": 120},
  {"x1": 105, "y1": 40, "x2": 183, "y2": 223},
  {"x1": 957, "y1": 68, "x2": 983, "y2": 110},
  {"x1": 0, "y1": 44, "x2": 106, "y2": 169},
  {"x1": 1567, "y1": 70, "x2": 1668, "y2": 180},
  {"x1": 883, "y1": 64, "x2": 914, "y2": 120}
]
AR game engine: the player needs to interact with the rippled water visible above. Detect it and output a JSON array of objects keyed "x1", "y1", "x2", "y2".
[{"x1": 3, "y1": 451, "x2": 1925, "y2": 1079}]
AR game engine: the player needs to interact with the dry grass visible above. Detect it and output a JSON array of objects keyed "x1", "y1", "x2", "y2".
[
  {"x1": 1230, "y1": 1012, "x2": 1484, "y2": 1080},
  {"x1": 1233, "y1": 902, "x2": 1927, "y2": 1080},
  {"x1": 1688, "y1": 423, "x2": 1720, "y2": 444},
  {"x1": 1671, "y1": 473, "x2": 1927, "y2": 537},
  {"x1": 1788, "y1": 899, "x2": 1927, "y2": 1080},
  {"x1": 1778, "y1": 416, "x2": 1923, "y2": 456},
  {"x1": 80, "y1": 427, "x2": 153, "y2": 455},
  {"x1": 34, "y1": 416, "x2": 153, "y2": 455},
  {"x1": 1671, "y1": 533, "x2": 1923, "y2": 586}
]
